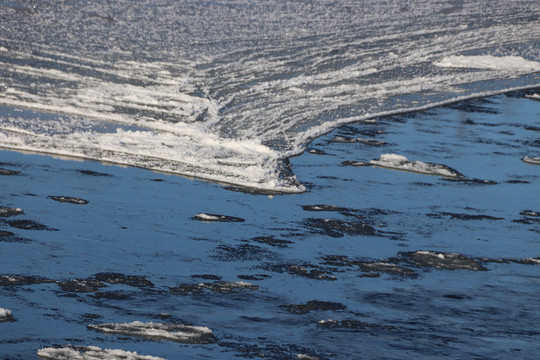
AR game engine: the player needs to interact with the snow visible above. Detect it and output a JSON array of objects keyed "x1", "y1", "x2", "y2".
[
  {"x1": 37, "y1": 345, "x2": 165, "y2": 360},
  {"x1": 434, "y1": 55, "x2": 540, "y2": 73}
]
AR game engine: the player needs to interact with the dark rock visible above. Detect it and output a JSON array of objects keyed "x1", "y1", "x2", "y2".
[
  {"x1": 318, "y1": 319, "x2": 396, "y2": 331},
  {"x1": 193, "y1": 213, "x2": 245, "y2": 223},
  {"x1": 91, "y1": 291, "x2": 130, "y2": 300},
  {"x1": 441, "y1": 178, "x2": 497, "y2": 185},
  {"x1": 212, "y1": 244, "x2": 277, "y2": 261},
  {"x1": 191, "y1": 274, "x2": 222, "y2": 280},
  {"x1": 57, "y1": 279, "x2": 107, "y2": 293},
  {"x1": 237, "y1": 274, "x2": 271, "y2": 281},
  {"x1": 0, "y1": 168, "x2": 21, "y2": 176},
  {"x1": 48, "y1": 196, "x2": 89, "y2": 205},
  {"x1": 6, "y1": 219, "x2": 58, "y2": 231},
  {"x1": 506, "y1": 179, "x2": 530, "y2": 184},
  {"x1": 0, "y1": 230, "x2": 30, "y2": 243},
  {"x1": 302, "y1": 218, "x2": 377, "y2": 238},
  {"x1": 265, "y1": 263, "x2": 337, "y2": 281},
  {"x1": 320, "y1": 255, "x2": 417, "y2": 278},
  {"x1": 170, "y1": 281, "x2": 259, "y2": 295},
  {"x1": 443, "y1": 294, "x2": 469, "y2": 300},
  {"x1": 0, "y1": 274, "x2": 54, "y2": 287},
  {"x1": 251, "y1": 236, "x2": 293, "y2": 248},
  {"x1": 426, "y1": 212, "x2": 503, "y2": 221},
  {"x1": 280, "y1": 300, "x2": 347, "y2": 314},
  {"x1": 520, "y1": 210, "x2": 539, "y2": 217},
  {"x1": 400, "y1": 251, "x2": 488, "y2": 271},
  {"x1": 0, "y1": 206, "x2": 23, "y2": 217},
  {"x1": 92, "y1": 273, "x2": 154, "y2": 288},
  {"x1": 78, "y1": 169, "x2": 112, "y2": 177}
]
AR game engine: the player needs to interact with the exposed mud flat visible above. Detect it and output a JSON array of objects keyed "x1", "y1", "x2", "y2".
[{"x1": 1, "y1": 92, "x2": 540, "y2": 359}]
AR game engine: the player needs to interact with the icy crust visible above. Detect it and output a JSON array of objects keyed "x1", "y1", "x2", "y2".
[
  {"x1": 522, "y1": 156, "x2": 540, "y2": 165},
  {"x1": 37, "y1": 345, "x2": 165, "y2": 360},
  {"x1": 88, "y1": 321, "x2": 216, "y2": 344},
  {"x1": 369, "y1": 154, "x2": 464, "y2": 178},
  {"x1": 434, "y1": 55, "x2": 540, "y2": 73}
]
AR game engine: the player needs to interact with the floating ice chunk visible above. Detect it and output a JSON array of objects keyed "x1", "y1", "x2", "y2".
[
  {"x1": 88, "y1": 321, "x2": 215, "y2": 344},
  {"x1": 0, "y1": 307, "x2": 14, "y2": 322},
  {"x1": 434, "y1": 55, "x2": 540, "y2": 73},
  {"x1": 0, "y1": 307, "x2": 12, "y2": 317},
  {"x1": 522, "y1": 156, "x2": 540, "y2": 165},
  {"x1": 193, "y1": 213, "x2": 245, "y2": 222},
  {"x1": 48, "y1": 196, "x2": 89, "y2": 205},
  {"x1": 369, "y1": 154, "x2": 464, "y2": 178},
  {"x1": 37, "y1": 345, "x2": 165, "y2": 360},
  {"x1": 525, "y1": 93, "x2": 540, "y2": 100}
]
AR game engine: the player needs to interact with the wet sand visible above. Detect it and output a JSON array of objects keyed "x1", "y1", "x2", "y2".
[{"x1": 1, "y1": 90, "x2": 539, "y2": 359}]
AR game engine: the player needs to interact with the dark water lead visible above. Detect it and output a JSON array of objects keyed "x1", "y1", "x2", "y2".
[
  {"x1": 48, "y1": 196, "x2": 89, "y2": 205},
  {"x1": 37, "y1": 345, "x2": 165, "y2": 360},
  {"x1": 88, "y1": 321, "x2": 217, "y2": 344}
]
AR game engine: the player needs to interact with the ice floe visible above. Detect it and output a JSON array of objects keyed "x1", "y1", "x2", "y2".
[
  {"x1": 193, "y1": 213, "x2": 245, "y2": 222},
  {"x1": 48, "y1": 196, "x2": 89, "y2": 205},
  {"x1": 37, "y1": 345, "x2": 165, "y2": 360},
  {"x1": 88, "y1": 321, "x2": 215, "y2": 344},
  {"x1": 522, "y1": 156, "x2": 540, "y2": 165},
  {"x1": 369, "y1": 154, "x2": 464, "y2": 178},
  {"x1": 0, "y1": 307, "x2": 14, "y2": 322}
]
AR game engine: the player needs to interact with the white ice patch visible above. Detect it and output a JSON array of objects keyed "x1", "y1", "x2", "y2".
[
  {"x1": 37, "y1": 345, "x2": 165, "y2": 360},
  {"x1": 194, "y1": 213, "x2": 221, "y2": 221},
  {"x1": 522, "y1": 156, "x2": 540, "y2": 165},
  {"x1": 369, "y1": 154, "x2": 464, "y2": 178},
  {"x1": 434, "y1": 55, "x2": 540, "y2": 73},
  {"x1": 525, "y1": 93, "x2": 540, "y2": 100},
  {"x1": 0, "y1": 307, "x2": 12, "y2": 318},
  {"x1": 88, "y1": 321, "x2": 214, "y2": 343}
]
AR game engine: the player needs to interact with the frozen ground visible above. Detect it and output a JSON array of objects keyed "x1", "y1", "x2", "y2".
[{"x1": 0, "y1": 90, "x2": 539, "y2": 359}]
